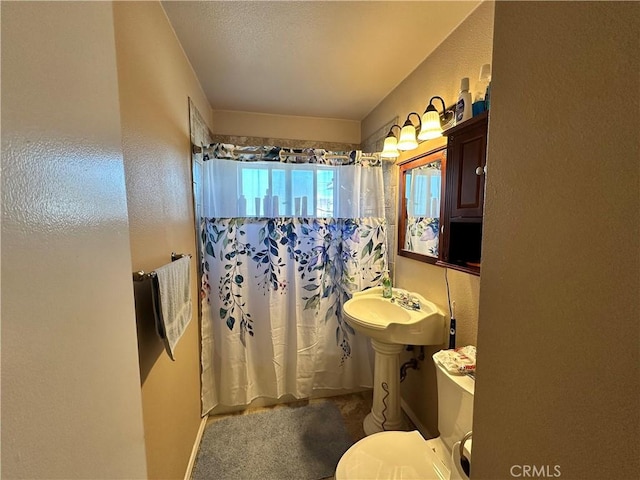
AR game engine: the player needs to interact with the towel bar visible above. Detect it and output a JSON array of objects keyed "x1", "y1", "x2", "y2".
[{"x1": 132, "y1": 252, "x2": 192, "y2": 282}]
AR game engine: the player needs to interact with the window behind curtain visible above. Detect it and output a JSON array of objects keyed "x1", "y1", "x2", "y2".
[
  {"x1": 238, "y1": 164, "x2": 334, "y2": 217},
  {"x1": 203, "y1": 159, "x2": 383, "y2": 219}
]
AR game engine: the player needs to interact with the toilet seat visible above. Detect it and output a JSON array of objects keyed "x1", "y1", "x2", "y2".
[
  {"x1": 335, "y1": 431, "x2": 451, "y2": 480},
  {"x1": 450, "y1": 438, "x2": 472, "y2": 480}
]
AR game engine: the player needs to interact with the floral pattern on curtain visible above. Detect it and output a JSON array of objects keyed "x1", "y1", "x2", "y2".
[
  {"x1": 202, "y1": 217, "x2": 387, "y2": 359},
  {"x1": 199, "y1": 145, "x2": 387, "y2": 412},
  {"x1": 202, "y1": 144, "x2": 378, "y2": 166}
]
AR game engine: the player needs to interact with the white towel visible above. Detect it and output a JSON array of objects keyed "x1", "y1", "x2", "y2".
[
  {"x1": 434, "y1": 345, "x2": 476, "y2": 375},
  {"x1": 151, "y1": 256, "x2": 192, "y2": 361}
]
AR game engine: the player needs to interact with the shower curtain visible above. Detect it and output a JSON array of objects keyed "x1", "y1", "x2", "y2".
[{"x1": 199, "y1": 145, "x2": 387, "y2": 414}]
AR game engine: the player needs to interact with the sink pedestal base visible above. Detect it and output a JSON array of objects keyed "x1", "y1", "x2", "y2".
[{"x1": 363, "y1": 339, "x2": 407, "y2": 435}]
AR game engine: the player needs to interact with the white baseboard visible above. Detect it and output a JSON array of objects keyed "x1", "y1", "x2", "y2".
[
  {"x1": 184, "y1": 416, "x2": 207, "y2": 480},
  {"x1": 401, "y1": 397, "x2": 436, "y2": 439}
]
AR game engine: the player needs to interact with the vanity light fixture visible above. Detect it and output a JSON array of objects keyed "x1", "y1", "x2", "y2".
[
  {"x1": 380, "y1": 124, "x2": 402, "y2": 159},
  {"x1": 418, "y1": 96, "x2": 452, "y2": 141},
  {"x1": 379, "y1": 98, "x2": 455, "y2": 158},
  {"x1": 397, "y1": 112, "x2": 422, "y2": 151}
]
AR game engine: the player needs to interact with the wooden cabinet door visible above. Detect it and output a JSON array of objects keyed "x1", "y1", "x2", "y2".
[
  {"x1": 448, "y1": 120, "x2": 487, "y2": 218},
  {"x1": 438, "y1": 112, "x2": 488, "y2": 274}
]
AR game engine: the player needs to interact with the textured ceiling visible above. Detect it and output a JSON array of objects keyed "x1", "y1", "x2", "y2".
[{"x1": 162, "y1": 1, "x2": 481, "y2": 120}]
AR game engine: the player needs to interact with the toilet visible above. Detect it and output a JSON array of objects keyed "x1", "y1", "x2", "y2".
[{"x1": 336, "y1": 352, "x2": 475, "y2": 480}]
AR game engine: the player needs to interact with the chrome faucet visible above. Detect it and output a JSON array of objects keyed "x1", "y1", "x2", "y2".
[{"x1": 392, "y1": 292, "x2": 421, "y2": 311}]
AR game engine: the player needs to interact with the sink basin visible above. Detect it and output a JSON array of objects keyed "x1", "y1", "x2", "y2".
[
  {"x1": 343, "y1": 287, "x2": 445, "y2": 345},
  {"x1": 344, "y1": 287, "x2": 447, "y2": 434}
]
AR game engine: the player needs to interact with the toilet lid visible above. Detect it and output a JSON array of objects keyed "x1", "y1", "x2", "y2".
[{"x1": 336, "y1": 431, "x2": 450, "y2": 480}]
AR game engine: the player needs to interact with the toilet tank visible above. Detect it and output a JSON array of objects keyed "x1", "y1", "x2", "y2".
[{"x1": 433, "y1": 353, "x2": 475, "y2": 452}]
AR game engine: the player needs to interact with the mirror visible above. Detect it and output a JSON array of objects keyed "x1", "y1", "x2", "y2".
[{"x1": 397, "y1": 146, "x2": 446, "y2": 264}]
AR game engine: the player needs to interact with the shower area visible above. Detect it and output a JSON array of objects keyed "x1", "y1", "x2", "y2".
[{"x1": 191, "y1": 111, "x2": 390, "y2": 416}]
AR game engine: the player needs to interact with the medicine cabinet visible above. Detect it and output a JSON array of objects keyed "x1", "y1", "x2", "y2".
[{"x1": 398, "y1": 111, "x2": 488, "y2": 276}]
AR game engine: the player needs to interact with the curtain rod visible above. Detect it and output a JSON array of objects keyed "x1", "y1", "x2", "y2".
[
  {"x1": 194, "y1": 144, "x2": 379, "y2": 161},
  {"x1": 278, "y1": 151, "x2": 379, "y2": 161}
]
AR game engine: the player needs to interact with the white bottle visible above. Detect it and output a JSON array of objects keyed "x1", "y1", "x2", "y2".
[{"x1": 455, "y1": 77, "x2": 472, "y2": 125}]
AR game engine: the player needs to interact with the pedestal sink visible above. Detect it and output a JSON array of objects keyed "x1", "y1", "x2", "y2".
[{"x1": 343, "y1": 286, "x2": 445, "y2": 435}]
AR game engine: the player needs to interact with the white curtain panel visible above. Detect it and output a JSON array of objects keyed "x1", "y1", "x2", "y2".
[
  {"x1": 199, "y1": 153, "x2": 387, "y2": 413},
  {"x1": 202, "y1": 157, "x2": 384, "y2": 218}
]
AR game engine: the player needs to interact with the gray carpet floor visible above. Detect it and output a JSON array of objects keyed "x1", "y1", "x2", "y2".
[{"x1": 192, "y1": 402, "x2": 354, "y2": 480}]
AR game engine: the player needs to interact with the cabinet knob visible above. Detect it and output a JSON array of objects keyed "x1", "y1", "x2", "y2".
[{"x1": 475, "y1": 166, "x2": 485, "y2": 176}]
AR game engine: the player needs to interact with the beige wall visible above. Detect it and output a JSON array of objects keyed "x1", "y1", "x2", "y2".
[
  {"x1": 361, "y1": 1, "x2": 494, "y2": 435},
  {"x1": 361, "y1": 2, "x2": 494, "y2": 144},
  {"x1": 212, "y1": 109, "x2": 361, "y2": 145},
  {"x1": 113, "y1": 2, "x2": 212, "y2": 478},
  {"x1": 473, "y1": 2, "x2": 639, "y2": 479},
  {"x1": 1, "y1": 2, "x2": 148, "y2": 478}
]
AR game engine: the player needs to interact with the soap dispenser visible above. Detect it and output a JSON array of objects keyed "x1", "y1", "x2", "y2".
[{"x1": 382, "y1": 270, "x2": 392, "y2": 298}]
